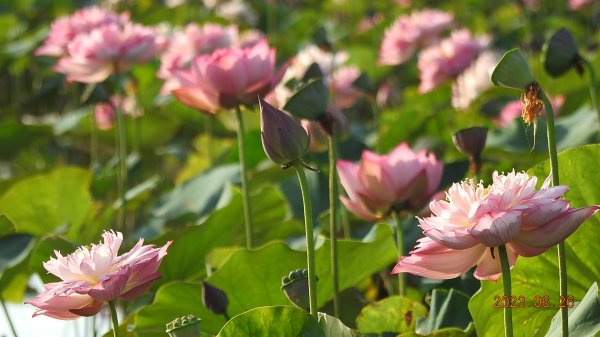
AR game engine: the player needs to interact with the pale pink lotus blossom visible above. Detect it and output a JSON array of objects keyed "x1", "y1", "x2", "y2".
[
  {"x1": 494, "y1": 96, "x2": 564, "y2": 128},
  {"x1": 27, "y1": 231, "x2": 171, "y2": 320},
  {"x1": 35, "y1": 6, "x2": 129, "y2": 57},
  {"x1": 171, "y1": 39, "x2": 284, "y2": 114},
  {"x1": 56, "y1": 23, "x2": 157, "y2": 83},
  {"x1": 378, "y1": 9, "x2": 453, "y2": 66},
  {"x1": 393, "y1": 171, "x2": 599, "y2": 281},
  {"x1": 418, "y1": 29, "x2": 488, "y2": 93},
  {"x1": 337, "y1": 143, "x2": 443, "y2": 221},
  {"x1": 158, "y1": 23, "x2": 239, "y2": 94},
  {"x1": 569, "y1": 0, "x2": 594, "y2": 10},
  {"x1": 451, "y1": 51, "x2": 501, "y2": 110}
]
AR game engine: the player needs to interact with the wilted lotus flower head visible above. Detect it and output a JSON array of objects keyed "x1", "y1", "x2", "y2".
[
  {"x1": 259, "y1": 98, "x2": 310, "y2": 167},
  {"x1": 452, "y1": 127, "x2": 488, "y2": 174},
  {"x1": 281, "y1": 269, "x2": 313, "y2": 312},
  {"x1": 520, "y1": 82, "x2": 544, "y2": 125},
  {"x1": 393, "y1": 171, "x2": 600, "y2": 281},
  {"x1": 26, "y1": 231, "x2": 171, "y2": 320},
  {"x1": 166, "y1": 314, "x2": 200, "y2": 337}
]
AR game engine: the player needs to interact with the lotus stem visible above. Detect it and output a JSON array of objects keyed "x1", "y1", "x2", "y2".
[
  {"x1": 541, "y1": 91, "x2": 568, "y2": 336},
  {"x1": 293, "y1": 161, "x2": 318, "y2": 317},
  {"x1": 0, "y1": 296, "x2": 18, "y2": 337},
  {"x1": 108, "y1": 301, "x2": 120, "y2": 337},
  {"x1": 391, "y1": 210, "x2": 405, "y2": 296},
  {"x1": 582, "y1": 58, "x2": 600, "y2": 138},
  {"x1": 235, "y1": 105, "x2": 254, "y2": 249},
  {"x1": 113, "y1": 69, "x2": 128, "y2": 232},
  {"x1": 499, "y1": 245, "x2": 514, "y2": 337},
  {"x1": 328, "y1": 130, "x2": 340, "y2": 317}
]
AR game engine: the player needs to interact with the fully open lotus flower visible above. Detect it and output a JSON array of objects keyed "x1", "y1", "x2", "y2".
[
  {"x1": 260, "y1": 98, "x2": 310, "y2": 166},
  {"x1": 35, "y1": 6, "x2": 129, "y2": 57},
  {"x1": 26, "y1": 231, "x2": 171, "y2": 320},
  {"x1": 337, "y1": 143, "x2": 443, "y2": 221},
  {"x1": 378, "y1": 9, "x2": 453, "y2": 66},
  {"x1": 157, "y1": 23, "x2": 239, "y2": 95},
  {"x1": 393, "y1": 171, "x2": 600, "y2": 281},
  {"x1": 418, "y1": 29, "x2": 488, "y2": 93},
  {"x1": 172, "y1": 39, "x2": 284, "y2": 114},
  {"x1": 55, "y1": 22, "x2": 157, "y2": 83}
]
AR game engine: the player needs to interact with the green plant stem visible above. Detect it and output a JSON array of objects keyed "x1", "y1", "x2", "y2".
[
  {"x1": 499, "y1": 245, "x2": 514, "y2": 337},
  {"x1": 328, "y1": 132, "x2": 340, "y2": 317},
  {"x1": 108, "y1": 301, "x2": 120, "y2": 337},
  {"x1": 90, "y1": 114, "x2": 98, "y2": 170},
  {"x1": 582, "y1": 58, "x2": 600, "y2": 138},
  {"x1": 541, "y1": 91, "x2": 568, "y2": 337},
  {"x1": 390, "y1": 211, "x2": 405, "y2": 296},
  {"x1": 293, "y1": 161, "x2": 318, "y2": 317},
  {"x1": 114, "y1": 70, "x2": 128, "y2": 232},
  {"x1": 204, "y1": 115, "x2": 214, "y2": 166},
  {"x1": 0, "y1": 296, "x2": 18, "y2": 337},
  {"x1": 235, "y1": 105, "x2": 254, "y2": 249}
]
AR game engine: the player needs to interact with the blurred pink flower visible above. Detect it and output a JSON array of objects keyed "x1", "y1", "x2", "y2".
[
  {"x1": 378, "y1": 9, "x2": 453, "y2": 66},
  {"x1": 56, "y1": 23, "x2": 157, "y2": 83},
  {"x1": 393, "y1": 171, "x2": 599, "y2": 281},
  {"x1": 494, "y1": 96, "x2": 564, "y2": 128},
  {"x1": 569, "y1": 0, "x2": 593, "y2": 10},
  {"x1": 451, "y1": 51, "x2": 501, "y2": 110},
  {"x1": 35, "y1": 6, "x2": 129, "y2": 57},
  {"x1": 337, "y1": 143, "x2": 443, "y2": 221},
  {"x1": 330, "y1": 66, "x2": 363, "y2": 108},
  {"x1": 27, "y1": 231, "x2": 171, "y2": 320},
  {"x1": 94, "y1": 95, "x2": 141, "y2": 130},
  {"x1": 301, "y1": 107, "x2": 348, "y2": 152},
  {"x1": 171, "y1": 39, "x2": 284, "y2": 114},
  {"x1": 418, "y1": 29, "x2": 487, "y2": 93},
  {"x1": 158, "y1": 23, "x2": 239, "y2": 94}
]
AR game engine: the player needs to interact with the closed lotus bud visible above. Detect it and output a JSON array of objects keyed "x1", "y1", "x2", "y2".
[
  {"x1": 259, "y1": 98, "x2": 310, "y2": 166},
  {"x1": 544, "y1": 28, "x2": 581, "y2": 78},
  {"x1": 201, "y1": 282, "x2": 229, "y2": 317},
  {"x1": 166, "y1": 314, "x2": 200, "y2": 337},
  {"x1": 452, "y1": 127, "x2": 488, "y2": 175},
  {"x1": 281, "y1": 269, "x2": 316, "y2": 312}
]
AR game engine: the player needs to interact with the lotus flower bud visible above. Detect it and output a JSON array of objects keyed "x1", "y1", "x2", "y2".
[
  {"x1": 281, "y1": 269, "x2": 317, "y2": 312},
  {"x1": 201, "y1": 282, "x2": 229, "y2": 317},
  {"x1": 165, "y1": 314, "x2": 200, "y2": 337},
  {"x1": 544, "y1": 28, "x2": 582, "y2": 77},
  {"x1": 452, "y1": 127, "x2": 488, "y2": 175},
  {"x1": 259, "y1": 98, "x2": 310, "y2": 167}
]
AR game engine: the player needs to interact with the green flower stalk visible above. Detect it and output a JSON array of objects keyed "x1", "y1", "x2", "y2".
[
  {"x1": 235, "y1": 105, "x2": 254, "y2": 249},
  {"x1": 108, "y1": 301, "x2": 120, "y2": 337},
  {"x1": 492, "y1": 48, "x2": 567, "y2": 337},
  {"x1": 499, "y1": 245, "x2": 514, "y2": 337},
  {"x1": 259, "y1": 98, "x2": 318, "y2": 316}
]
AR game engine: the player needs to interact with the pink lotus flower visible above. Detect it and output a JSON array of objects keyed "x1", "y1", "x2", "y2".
[
  {"x1": 418, "y1": 29, "x2": 487, "y2": 93},
  {"x1": 378, "y1": 9, "x2": 453, "y2": 66},
  {"x1": 158, "y1": 23, "x2": 239, "y2": 95},
  {"x1": 569, "y1": 0, "x2": 593, "y2": 10},
  {"x1": 337, "y1": 143, "x2": 443, "y2": 221},
  {"x1": 329, "y1": 66, "x2": 363, "y2": 109},
  {"x1": 171, "y1": 39, "x2": 284, "y2": 114},
  {"x1": 56, "y1": 23, "x2": 157, "y2": 83},
  {"x1": 494, "y1": 96, "x2": 564, "y2": 128},
  {"x1": 94, "y1": 95, "x2": 140, "y2": 130},
  {"x1": 35, "y1": 6, "x2": 129, "y2": 57},
  {"x1": 27, "y1": 231, "x2": 171, "y2": 320},
  {"x1": 393, "y1": 171, "x2": 600, "y2": 281},
  {"x1": 451, "y1": 51, "x2": 500, "y2": 110}
]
